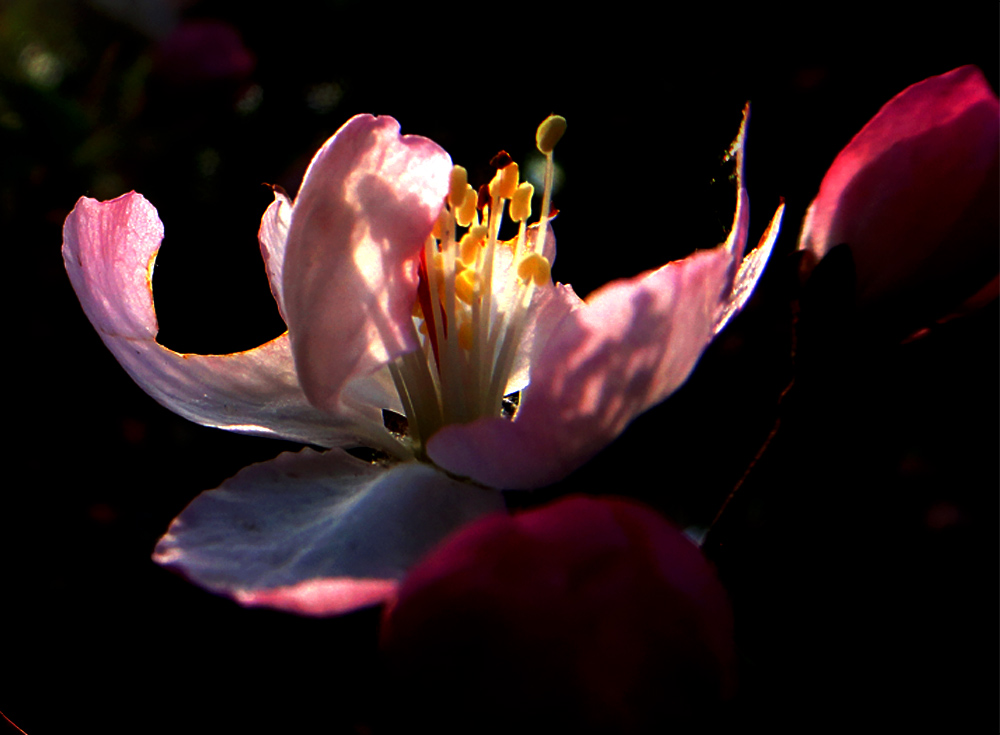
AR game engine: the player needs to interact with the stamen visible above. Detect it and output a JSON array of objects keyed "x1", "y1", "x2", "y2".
[
  {"x1": 535, "y1": 115, "x2": 567, "y2": 154},
  {"x1": 456, "y1": 185, "x2": 478, "y2": 227},
  {"x1": 517, "y1": 252, "x2": 551, "y2": 285},
  {"x1": 510, "y1": 182, "x2": 533, "y2": 223},
  {"x1": 489, "y1": 162, "x2": 519, "y2": 200},
  {"x1": 458, "y1": 320, "x2": 474, "y2": 351},
  {"x1": 532, "y1": 115, "x2": 565, "y2": 260},
  {"x1": 459, "y1": 225, "x2": 488, "y2": 265},
  {"x1": 389, "y1": 115, "x2": 565, "y2": 454},
  {"x1": 431, "y1": 206, "x2": 451, "y2": 241},
  {"x1": 510, "y1": 182, "x2": 533, "y2": 257},
  {"x1": 448, "y1": 166, "x2": 468, "y2": 209},
  {"x1": 490, "y1": 150, "x2": 514, "y2": 169},
  {"x1": 476, "y1": 184, "x2": 490, "y2": 211},
  {"x1": 455, "y1": 268, "x2": 479, "y2": 304}
]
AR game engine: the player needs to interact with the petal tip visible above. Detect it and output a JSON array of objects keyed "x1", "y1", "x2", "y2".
[{"x1": 234, "y1": 578, "x2": 399, "y2": 617}]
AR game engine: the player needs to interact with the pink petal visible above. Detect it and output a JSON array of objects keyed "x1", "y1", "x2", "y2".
[
  {"x1": 499, "y1": 224, "x2": 582, "y2": 393},
  {"x1": 235, "y1": 578, "x2": 399, "y2": 617},
  {"x1": 716, "y1": 200, "x2": 785, "y2": 334},
  {"x1": 427, "y1": 246, "x2": 735, "y2": 489},
  {"x1": 153, "y1": 448, "x2": 505, "y2": 615},
  {"x1": 723, "y1": 103, "x2": 752, "y2": 267},
  {"x1": 282, "y1": 114, "x2": 453, "y2": 414},
  {"x1": 62, "y1": 192, "x2": 391, "y2": 448},
  {"x1": 257, "y1": 188, "x2": 293, "y2": 321},
  {"x1": 714, "y1": 104, "x2": 785, "y2": 334},
  {"x1": 799, "y1": 65, "x2": 999, "y2": 326}
]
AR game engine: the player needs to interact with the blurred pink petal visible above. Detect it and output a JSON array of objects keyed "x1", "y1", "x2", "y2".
[
  {"x1": 381, "y1": 496, "x2": 736, "y2": 732},
  {"x1": 154, "y1": 20, "x2": 255, "y2": 84},
  {"x1": 799, "y1": 65, "x2": 999, "y2": 332}
]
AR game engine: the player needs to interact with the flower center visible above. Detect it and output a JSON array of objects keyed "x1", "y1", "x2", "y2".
[{"x1": 388, "y1": 115, "x2": 567, "y2": 457}]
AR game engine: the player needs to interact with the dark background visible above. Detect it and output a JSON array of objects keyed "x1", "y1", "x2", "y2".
[{"x1": 3, "y1": 1, "x2": 997, "y2": 732}]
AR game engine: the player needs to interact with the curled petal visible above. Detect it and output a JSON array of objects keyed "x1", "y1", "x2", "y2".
[
  {"x1": 258, "y1": 187, "x2": 293, "y2": 321},
  {"x1": 429, "y1": 245, "x2": 737, "y2": 489},
  {"x1": 62, "y1": 192, "x2": 387, "y2": 447},
  {"x1": 153, "y1": 449, "x2": 505, "y2": 615},
  {"x1": 724, "y1": 103, "x2": 752, "y2": 269},
  {"x1": 282, "y1": 114, "x2": 453, "y2": 414},
  {"x1": 711, "y1": 106, "x2": 786, "y2": 333},
  {"x1": 799, "y1": 65, "x2": 1000, "y2": 329},
  {"x1": 716, "y1": 201, "x2": 785, "y2": 334}
]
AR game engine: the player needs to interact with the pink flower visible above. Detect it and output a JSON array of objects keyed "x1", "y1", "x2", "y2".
[
  {"x1": 62, "y1": 112, "x2": 783, "y2": 615},
  {"x1": 798, "y1": 65, "x2": 999, "y2": 334},
  {"x1": 379, "y1": 496, "x2": 737, "y2": 733}
]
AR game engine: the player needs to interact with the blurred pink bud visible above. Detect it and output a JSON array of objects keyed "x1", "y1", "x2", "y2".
[
  {"x1": 799, "y1": 66, "x2": 999, "y2": 334},
  {"x1": 380, "y1": 496, "x2": 736, "y2": 734},
  {"x1": 154, "y1": 20, "x2": 255, "y2": 84}
]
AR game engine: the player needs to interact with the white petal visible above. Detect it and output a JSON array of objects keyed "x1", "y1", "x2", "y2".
[{"x1": 153, "y1": 448, "x2": 506, "y2": 613}]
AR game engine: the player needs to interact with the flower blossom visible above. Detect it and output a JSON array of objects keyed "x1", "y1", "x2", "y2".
[
  {"x1": 798, "y1": 65, "x2": 999, "y2": 335},
  {"x1": 62, "y1": 111, "x2": 783, "y2": 615}
]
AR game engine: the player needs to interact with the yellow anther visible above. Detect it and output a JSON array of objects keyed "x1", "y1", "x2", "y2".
[
  {"x1": 489, "y1": 162, "x2": 519, "y2": 200},
  {"x1": 431, "y1": 206, "x2": 451, "y2": 241},
  {"x1": 449, "y1": 166, "x2": 468, "y2": 209},
  {"x1": 412, "y1": 299, "x2": 424, "y2": 318},
  {"x1": 500, "y1": 162, "x2": 519, "y2": 199},
  {"x1": 459, "y1": 225, "x2": 488, "y2": 265},
  {"x1": 458, "y1": 320, "x2": 474, "y2": 351},
  {"x1": 455, "y1": 268, "x2": 480, "y2": 304},
  {"x1": 517, "y1": 252, "x2": 551, "y2": 285},
  {"x1": 536, "y1": 115, "x2": 567, "y2": 154},
  {"x1": 456, "y1": 185, "x2": 478, "y2": 227},
  {"x1": 510, "y1": 182, "x2": 534, "y2": 222}
]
